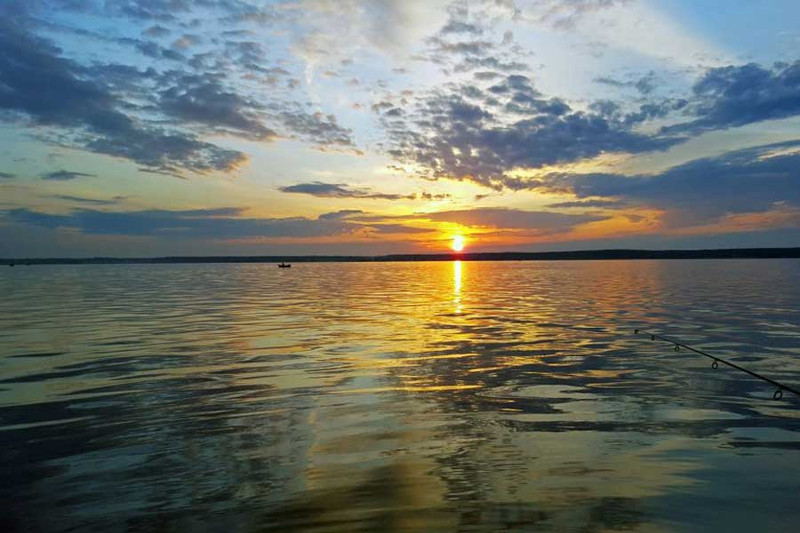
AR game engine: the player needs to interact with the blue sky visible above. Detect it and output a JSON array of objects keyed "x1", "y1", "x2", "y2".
[{"x1": 1, "y1": 0, "x2": 799, "y2": 256}]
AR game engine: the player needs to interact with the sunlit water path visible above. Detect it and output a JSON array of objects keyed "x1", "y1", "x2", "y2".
[{"x1": 2, "y1": 260, "x2": 799, "y2": 532}]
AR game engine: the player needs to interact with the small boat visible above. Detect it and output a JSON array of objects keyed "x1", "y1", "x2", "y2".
[{"x1": 278, "y1": 263, "x2": 291, "y2": 268}]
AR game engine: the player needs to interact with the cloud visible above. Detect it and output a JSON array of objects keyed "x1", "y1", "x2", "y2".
[
  {"x1": 222, "y1": 39, "x2": 271, "y2": 70},
  {"x1": 384, "y1": 74, "x2": 681, "y2": 189},
  {"x1": 171, "y1": 33, "x2": 202, "y2": 49},
  {"x1": 143, "y1": 24, "x2": 170, "y2": 38},
  {"x1": 523, "y1": 0, "x2": 632, "y2": 30},
  {"x1": 383, "y1": 55, "x2": 800, "y2": 192},
  {"x1": 422, "y1": 207, "x2": 606, "y2": 233},
  {"x1": 416, "y1": 5, "x2": 527, "y2": 74},
  {"x1": 287, "y1": 0, "x2": 449, "y2": 63},
  {"x1": 99, "y1": 0, "x2": 269, "y2": 22},
  {"x1": 317, "y1": 209, "x2": 364, "y2": 220},
  {"x1": 4, "y1": 207, "x2": 347, "y2": 238},
  {"x1": 45, "y1": 194, "x2": 126, "y2": 206},
  {"x1": 3, "y1": 206, "x2": 432, "y2": 239},
  {"x1": 539, "y1": 141, "x2": 800, "y2": 227},
  {"x1": 594, "y1": 71, "x2": 657, "y2": 95},
  {"x1": 439, "y1": 20, "x2": 484, "y2": 36},
  {"x1": 664, "y1": 60, "x2": 800, "y2": 134},
  {"x1": 546, "y1": 199, "x2": 628, "y2": 208},
  {"x1": 0, "y1": 21, "x2": 247, "y2": 175},
  {"x1": 158, "y1": 77, "x2": 276, "y2": 140},
  {"x1": 474, "y1": 71, "x2": 502, "y2": 81},
  {"x1": 337, "y1": 205, "x2": 607, "y2": 237},
  {"x1": 453, "y1": 56, "x2": 528, "y2": 73},
  {"x1": 276, "y1": 110, "x2": 355, "y2": 148},
  {"x1": 363, "y1": 223, "x2": 433, "y2": 234},
  {"x1": 426, "y1": 36, "x2": 496, "y2": 58},
  {"x1": 0, "y1": 172, "x2": 16, "y2": 179},
  {"x1": 86, "y1": 130, "x2": 247, "y2": 175},
  {"x1": 41, "y1": 170, "x2": 96, "y2": 181},
  {"x1": 521, "y1": 0, "x2": 724, "y2": 69},
  {"x1": 280, "y1": 181, "x2": 418, "y2": 201},
  {"x1": 124, "y1": 38, "x2": 185, "y2": 61}
]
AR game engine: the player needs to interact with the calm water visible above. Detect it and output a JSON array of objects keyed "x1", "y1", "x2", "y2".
[{"x1": 2, "y1": 260, "x2": 800, "y2": 532}]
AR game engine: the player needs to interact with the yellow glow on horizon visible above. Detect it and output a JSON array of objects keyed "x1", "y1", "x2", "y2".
[{"x1": 452, "y1": 235, "x2": 465, "y2": 252}]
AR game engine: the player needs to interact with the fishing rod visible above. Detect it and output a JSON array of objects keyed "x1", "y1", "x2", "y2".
[{"x1": 634, "y1": 329, "x2": 800, "y2": 401}]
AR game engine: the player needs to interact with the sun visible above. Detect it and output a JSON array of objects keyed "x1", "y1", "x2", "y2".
[{"x1": 452, "y1": 235, "x2": 465, "y2": 252}]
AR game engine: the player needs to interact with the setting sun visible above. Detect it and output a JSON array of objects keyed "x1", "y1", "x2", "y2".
[{"x1": 452, "y1": 235, "x2": 465, "y2": 252}]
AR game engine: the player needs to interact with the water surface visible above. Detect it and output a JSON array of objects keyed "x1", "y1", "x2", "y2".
[{"x1": 2, "y1": 260, "x2": 800, "y2": 532}]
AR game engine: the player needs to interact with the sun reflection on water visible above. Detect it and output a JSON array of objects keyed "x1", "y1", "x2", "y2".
[{"x1": 453, "y1": 260, "x2": 462, "y2": 314}]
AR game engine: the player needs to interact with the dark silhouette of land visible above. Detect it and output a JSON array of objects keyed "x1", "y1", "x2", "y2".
[{"x1": 2, "y1": 247, "x2": 799, "y2": 265}]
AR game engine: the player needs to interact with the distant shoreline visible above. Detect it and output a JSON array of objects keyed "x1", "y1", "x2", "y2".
[{"x1": 3, "y1": 247, "x2": 800, "y2": 265}]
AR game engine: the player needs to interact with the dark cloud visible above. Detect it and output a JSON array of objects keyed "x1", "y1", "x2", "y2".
[
  {"x1": 474, "y1": 71, "x2": 503, "y2": 81},
  {"x1": 546, "y1": 199, "x2": 628, "y2": 208},
  {"x1": 384, "y1": 75, "x2": 681, "y2": 189},
  {"x1": 440, "y1": 20, "x2": 484, "y2": 36},
  {"x1": 159, "y1": 77, "x2": 276, "y2": 140},
  {"x1": 427, "y1": 37, "x2": 496, "y2": 57},
  {"x1": 46, "y1": 194, "x2": 125, "y2": 205},
  {"x1": 665, "y1": 60, "x2": 800, "y2": 134},
  {"x1": 279, "y1": 182, "x2": 414, "y2": 201},
  {"x1": 620, "y1": 100, "x2": 688, "y2": 126},
  {"x1": 41, "y1": 170, "x2": 96, "y2": 181},
  {"x1": 103, "y1": 0, "x2": 193, "y2": 20},
  {"x1": 371, "y1": 101, "x2": 396, "y2": 114},
  {"x1": 85, "y1": 130, "x2": 247, "y2": 175},
  {"x1": 364, "y1": 224, "x2": 433, "y2": 234},
  {"x1": 99, "y1": 0, "x2": 272, "y2": 22},
  {"x1": 222, "y1": 40, "x2": 269, "y2": 68},
  {"x1": 4, "y1": 206, "x2": 430, "y2": 239},
  {"x1": 453, "y1": 56, "x2": 528, "y2": 73},
  {"x1": 0, "y1": 6, "x2": 354, "y2": 170},
  {"x1": 279, "y1": 182, "x2": 450, "y2": 202},
  {"x1": 276, "y1": 111, "x2": 355, "y2": 148},
  {"x1": 317, "y1": 209, "x2": 364, "y2": 220},
  {"x1": 588, "y1": 96, "x2": 689, "y2": 128},
  {"x1": 0, "y1": 21, "x2": 247, "y2": 174},
  {"x1": 418, "y1": 191, "x2": 451, "y2": 201},
  {"x1": 123, "y1": 38, "x2": 185, "y2": 61},
  {"x1": 594, "y1": 71, "x2": 657, "y2": 95},
  {"x1": 221, "y1": 29, "x2": 253, "y2": 38},
  {"x1": 0, "y1": 22, "x2": 120, "y2": 127},
  {"x1": 539, "y1": 141, "x2": 800, "y2": 227}
]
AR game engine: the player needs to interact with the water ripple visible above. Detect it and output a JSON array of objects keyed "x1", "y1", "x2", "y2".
[{"x1": 2, "y1": 260, "x2": 800, "y2": 532}]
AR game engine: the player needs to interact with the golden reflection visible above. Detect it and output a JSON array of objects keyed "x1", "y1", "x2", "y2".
[{"x1": 453, "y1": 260, "x2": 462, "y2": 314}]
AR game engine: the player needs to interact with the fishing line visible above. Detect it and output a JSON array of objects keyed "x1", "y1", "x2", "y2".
[{"x1": 634, "y1": 329, "x2": 800, "y2": 401}]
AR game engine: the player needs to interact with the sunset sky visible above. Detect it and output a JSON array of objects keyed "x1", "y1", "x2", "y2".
[{"x1": 1, "y1": 0, "x2": 799, "y2": 257}]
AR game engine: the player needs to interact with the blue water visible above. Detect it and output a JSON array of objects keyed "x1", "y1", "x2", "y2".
[{"x1": 1, "y1": 260, "x2": 799, "y2": 531}]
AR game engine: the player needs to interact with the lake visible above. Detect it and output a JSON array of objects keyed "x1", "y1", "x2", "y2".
[{"x1": 2, "y1": 260, "x2": 799, "y2": 532}]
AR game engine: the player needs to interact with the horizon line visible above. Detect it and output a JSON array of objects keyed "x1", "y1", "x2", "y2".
[{"x1": 3, "y1": 246, "x2": 800, "y2": 264}]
